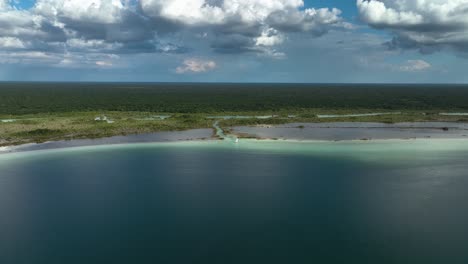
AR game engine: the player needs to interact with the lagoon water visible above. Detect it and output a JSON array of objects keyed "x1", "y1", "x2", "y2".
[{"x1": 2, "y1": 140, "x2": 468, "y2": 263}]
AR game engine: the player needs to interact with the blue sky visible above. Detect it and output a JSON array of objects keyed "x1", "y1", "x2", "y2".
[
  {"x1": 306, "y1": 0, "x2": 357, "y2": 18},
  {"x1": 15, "y1": 0, "x2": 35, "y2": 8},
  {"x1": 1, "y1": 0, "x2": 468, "y2": 83}
]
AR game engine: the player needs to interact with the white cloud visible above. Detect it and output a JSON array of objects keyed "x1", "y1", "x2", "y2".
[
  {"x1": 176, "y1": 58, "x2": 217, "y2": 73},
  {"x1": 357, "y1": 0, "x2": 468, "y2": 52},
  {"x1": 357, "y1": 0, "x2": 424, "y2": 26},
  {"x1": 0, "y1": 37, "x2": 26, "y2": 49},
  {"x1": 141, "y1": 0, "x2": 225, "y2": 25},
  {"x1": 222, "y1": 0, "x2": 305, "y2": 23},
  {"x1": 66, "y1": 38, "x2": 123, "y2": 52},
  {"x1": 0, "y1": 0, "x2": 8, "y2": 11},
  {"x1": 139, "y1": 0, "x2": 343, "y2": 35},
  {"x1": 255, "y1": 28, "x2": 284, "y2": 47},
  {"x1": 140, "y1": 0, "x2": 306, "y2": 25},
  {"x1": 0, "y1": 51, "x2": 59, "y2": 65},
  {"x1": 34, "y1": 0, "x2": 125, "y2": 24},
  {"x1": 0, "y1": 6, "x2": 64, "y2": 41},
  {"x1": 0, "y1": 0, "x2": 346, "y2": 67},
  {"x1": 140, "y1": 0, "x2": 344, "y2": 53},
  {"x1": 399, "y1": 60, "x2": 431, "y2": 72},
  {"x1": 95, "y1": 60, "x2": 113, "y2": 67},
  {"x1": 56, "y1": 53, "x2": 120, "y2": 68}
]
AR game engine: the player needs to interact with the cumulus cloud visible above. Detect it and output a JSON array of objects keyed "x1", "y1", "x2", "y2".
[
  {"x1": 256, "y1": 29, "x2": 284, "y2": 47},
  {"x1": 141, "y1": 0, "x2": 345, "y2": 54},
  {"x1": 0, "y1": 0, "x2": 346, "y2": 67},
  {"x1": 267, "y1": 7, "x2": 343, "y2": 35},
  {"x1": 34, "y1": 0, "x2": 159, "y2": 48},
  {"x1": 176, "y1": 58, "x2": 217, "y2": 73},
  {"x1": 141, "y1": 0, "x2": 305, "y2": 25},
  {"x1": 0, "y1": 4, "x2": 66, "y2": 43},
  {"x1": 357, "y1": 0, "x2": 468, "y2": 53},
  {"x1": 35, "y1": 0, "x2": 126, "y2": 24}
]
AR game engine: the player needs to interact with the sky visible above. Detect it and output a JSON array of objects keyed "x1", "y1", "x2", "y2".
[{"x1": 1, "y1": 0, "x2": 468, "y2": 83}]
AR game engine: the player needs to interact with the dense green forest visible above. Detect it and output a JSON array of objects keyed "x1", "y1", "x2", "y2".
[{"x1": 1, "y1": 83, "x2": 468, "y2": 114}]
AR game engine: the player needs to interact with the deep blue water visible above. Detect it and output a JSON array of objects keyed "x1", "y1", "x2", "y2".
[{"x1": 1, "y1": 141, "x2": 468, "y2": 264}]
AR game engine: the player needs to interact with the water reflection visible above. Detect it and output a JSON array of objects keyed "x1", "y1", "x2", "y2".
[{"x1": 1, "y1": 143, "x2": 468, "y2": 263}]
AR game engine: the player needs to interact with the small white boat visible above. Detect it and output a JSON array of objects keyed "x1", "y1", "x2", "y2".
[{"x1": 235, "y1": 138, "x2": 239, "y2": 143}]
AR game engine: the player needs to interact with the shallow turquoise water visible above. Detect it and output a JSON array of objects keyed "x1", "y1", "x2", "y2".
[{"x1": 1, "y1": 140, "x2": 468, "y2": 264}]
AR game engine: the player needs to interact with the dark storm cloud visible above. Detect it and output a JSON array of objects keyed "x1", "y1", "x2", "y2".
[{"x1": 210, "y1": 33, "x2": 258, "y2": 54}]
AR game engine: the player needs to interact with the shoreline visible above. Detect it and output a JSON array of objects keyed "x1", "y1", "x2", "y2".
[
  {"x1": 3, "y1": 110, "x2": 468, "y2": 148},
  {"x1": 3, "y1": 138, "x2": 468, "y2": 161},
  {"x1": 0, "y1": 128, "x2": 215, "y2": 154},
  {"x1": 1, "y1": 122, "x2": 468, "y2": 155}
]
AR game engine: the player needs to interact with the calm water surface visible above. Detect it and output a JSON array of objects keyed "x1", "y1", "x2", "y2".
[{"x1": 1, "y1": 140, "x2": 468, "y2": 264}]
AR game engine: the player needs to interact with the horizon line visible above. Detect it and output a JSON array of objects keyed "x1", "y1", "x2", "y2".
[{"x1": 1, "y1": 81, "x2": 468, "y2": 86}]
